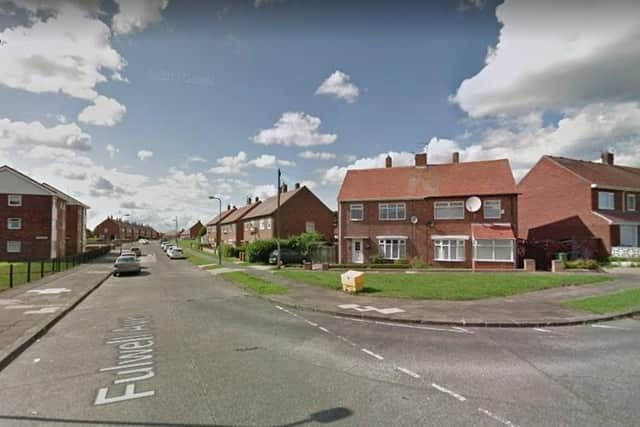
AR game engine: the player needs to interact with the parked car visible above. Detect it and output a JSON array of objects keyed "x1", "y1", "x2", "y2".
[
  {"x1": 138, "y1": 238, "x2": 149, "y2": 245},
  {"x1": 165, "y1": 245, "x2": 177, "y2": 255},
  {"x1": 168, "y1": 247, "x2": 186, "y2": 259},
  {"x1": 160, "y1": 242, "x2": 168, "y2": 251},
  {"x1": 268, "y1": 248, "x2": 305, "y2": 265},
  {"x1": 113, "y1": 255, "x2": 141, "y2": 276},
  {"x1": 120, "y1": 249, "x2": 136, "y2": 258},
  {"x1": 130, "y1": 247, "x2": 142, "y2": 257}
]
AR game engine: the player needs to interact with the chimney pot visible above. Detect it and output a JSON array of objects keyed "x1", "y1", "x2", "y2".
[
  {"x1": 452, "y1": 152, "x2": 460, "y2": 163},
  {"x1": 385, "y1": 155, "x2": 392, "y2": 168},
  {"x1": 255, "y1": 196, "x2": 259, "y2": 202},
  {"x1": 246, "y1": 197, "x2": 252, "y2": 205},
  {"x1": 601, "y1": 151, "x2": 614, "y2": 165},
  {"x1": 415, "y1": 153, "x2": 427, "y2": 167},
  {"x1": 282, "y1": 184, "x2": 288, "y2": 193},
  {"x1": 295, "y1": 182, "x2": 301, "y2": 189},
  {"x1": 227, "y1": 204, "x2": 231, "y2": 211}
]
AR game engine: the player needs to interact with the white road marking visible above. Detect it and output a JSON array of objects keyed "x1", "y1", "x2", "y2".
[
  {"x1": 27, "y1": 288, "x2": 71, "y2": 295},
  {"x1": 533, "y1": 328, "x2": 552, "y2": 333},
  {"x1": 452, "y1": 326, "x2": 474, "y2": 334},
  {"x1": 336, "y1": 335, "x2": 357, "y2": 347},
  {"x1": 33, "y1": 358, "x2": 40, "y2": 363},
  {"x1": 396, "y1": 367, "x2": 421, "y2": 378},
  {"x1": 592, "y1": 324, "x2": 629, "y2": 330},
  {"x1": 337, "y1": 316, "x2": 470, "y2": 334},
  {"x1": 5, "y1": 305, "x2": 39, "y2": 310},
  {"x1": 361, "y1": 348, "x2": 384, "y2": 360},
  {"x1": 0, "y1": 299, "x2": 22, "y2": 305},
  {"x1": 431, "y1": 383, "x2": 466, "y2": 402},
  {"x1": 24, "y1": 307, "x2": 60, "y2": 314},
  {"x1": 478, "y1": 407, "x2": 519, "y2": 427},
  {"x1": 275, "y1": 305, "x2": 284, "y2": 311},
  {"x1": 305, "y1": 320, "x2": 318, "y2": 327},
  {"x1": 338, "y1": 303, "x2": 405, "y2": 315},
  {"x1": 318, "y1": 326, "x2": 330, "y2": 333}
]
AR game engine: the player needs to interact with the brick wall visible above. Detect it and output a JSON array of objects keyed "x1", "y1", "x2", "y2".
[
  {"x1": 0, "y1": 194, "x2": 53, "y2": 261},
  {"x1": 280, "y1": 187, "x2": 334, "y2": 241}
]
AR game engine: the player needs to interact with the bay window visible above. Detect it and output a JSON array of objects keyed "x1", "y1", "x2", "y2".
[
  {"x1": 474, "y1": 239, "x2": 514, "y2": 262},
  {"x1": 433, "y1": 239, "x2": 465, "y2": 261}
]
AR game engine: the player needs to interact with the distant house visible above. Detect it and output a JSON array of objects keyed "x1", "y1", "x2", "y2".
[
  {"x1": 94, "y1": 217, "x2": 159, "y2": 242},
  {"x1": 0, "y1": 165, "x2": 89, "y2": 261},
  {"x1": 189, "y1": 220, "x2": 206, "y2": 240},
  {"x1": 241, "y1": 183, "x2": 334, "y2": 243},
  {"x1": 518, "y1": 152, "x2": 640, "y2": 258},
  {"x1": 219, "y1": 198, "x2": 262, "y2": 247},
  {"x1": 205, "y1": 205, "x2": 237, "y2": 247},
  {"x1": 337, "y1": 153, "x2": 519, "y2": 269}
]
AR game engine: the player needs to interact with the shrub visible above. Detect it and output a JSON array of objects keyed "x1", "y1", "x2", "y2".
[
  {"x1": 287, "y1": 232, "x2": 324, "y2": 255},
  {"x1": 370, "y1": 255, "x2": 393, "y2": 264},
  {"x1": 220, "y1": 243, "x2": 239, "y2": 258},
  {"x1": 564, "y1": 259, "x2": 600, "y2": 270},
  {"x1": 245, "y1": 239, "x2": 280, "y2": 263},
  {"x1": 410, "y1": 257, "x2": 430, "y2": 268}
]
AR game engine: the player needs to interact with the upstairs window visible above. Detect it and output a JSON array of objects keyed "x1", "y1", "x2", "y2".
[
  {"x1": 305, "y1": 221, "x2": 316, "y2": 233},
  {"x1": 267, "y1": 218, "x2": 272, "y2": 230},
  {"x1": 7, "y1": 218, "x2": 21, "y2": 230},
  {"x1": 484, "y1": 200, "x2": 502, "y2": 219},
  {"x1": 379, "y1": 203, "x2": 406, "y2": 220},
  {"x1": 350, "y1": 204, "x2": 364, "y2": 221},
  {"x1": 626, "y1": 194, "x2": 637, "y2": 211},
  {"x1": 8, "y1": 195, "x2": 22, "y2": 206},
  {"x1": 434, "y1": 201, "x2": 465, "y2": 220},
  {"x1": 598, "y1": 191, "x2": 615, "y2": 210}
]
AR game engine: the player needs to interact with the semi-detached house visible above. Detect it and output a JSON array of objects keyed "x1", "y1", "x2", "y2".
[{"x1": 337, "y1": 153, "x2": 519, "y2": 269}]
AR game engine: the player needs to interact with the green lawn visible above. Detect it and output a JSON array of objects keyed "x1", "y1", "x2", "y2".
[
  {"x1": 221, "y1": 271, "x2": 288, "y2": 295},
  {"x1": 275, "y1": 270, "x2": 612, "y2": 301},
  {"x1": 564, "y1": 288, "x2": 640, "y2": 314},
  {"x1": 0, "y1": 260, "x2": 61, "y2": 291}
]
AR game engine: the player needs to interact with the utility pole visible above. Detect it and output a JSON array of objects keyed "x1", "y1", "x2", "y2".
[
  {"x1": 209, "y1": 196, "x2": 223, "y2": 265},
  {"x1": 174, "y1": 216, "x2": 178, "y2": 245},
  {"x1": 276, "y1": 168, "x2": 282, "y2": 268}
]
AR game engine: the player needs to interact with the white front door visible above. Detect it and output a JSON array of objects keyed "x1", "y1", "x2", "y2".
[{"x1": 351, "y1": 239, "x2": 364, "y2": 264}]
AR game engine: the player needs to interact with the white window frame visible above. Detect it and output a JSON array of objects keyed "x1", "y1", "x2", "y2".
[
  {"x1": 7, "y1": 218, "x2": 21, "y2": 230},
  {"x1": 474, "y1": 239, "x2": 514, "y2": 262},
  {"x1": 305, "y1": 221, "x2": 315, "y2": 233},
  {"x1": 267, "y1": 218, "x2": 272, "y2": 230},
  {"x1": 7, "y1": 241, "x2": 21, "y2": 253},
  {"x1": 378, "y1": 239, "x2": 407, "y2": 260},
  {"x1": 484, "y1": 200, "x2": 502, "y2": 219},
  {"x1": 598, "y1": 191, "x2": 615, "y2": 210},
  {"x1": 626, "y1": 194, "x2": 637, "y2": 212},
  {"x1": 378, "y1": 203, "x2": 406, "y2": 221},
  {"x1": 434, "y1": 201, "x2": 465, "y2": 220},
  {"x1": 8, "y1": 194, "x2": 22, "y2": 207},
  {"x1": 259, "y1": 219, "x2": 265, "y2": 230},
  {"x1": 433, "y1": 239, "x2": 465, "y2": 262},
  {"x1": 350, "y1": 204, "x2": 364, "y2": 221}
]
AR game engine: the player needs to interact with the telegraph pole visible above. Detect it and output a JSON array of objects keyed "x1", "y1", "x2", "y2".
[{"x1": 276, "y1": 168, "x2": 282, "y2": 268}]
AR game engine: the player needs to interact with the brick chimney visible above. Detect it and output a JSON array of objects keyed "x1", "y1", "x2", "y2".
[
  {"x1": 295, "y1": 182, "x2": 301, "y2": 189},
  {"x1": 255, "y1": 196, "x2": 259, "y2": 203},
  {"x1": 385, "y1": 155, "x2": 392, "y2": 168},
  {"x1": 601, "y1": 151, "x2": 614, "y2": 165},
  {"x1": 452, "y1": 152, "x2": 460, "y2": 163},
  {"x1": 246, "y1": 197, "x2": 252, "y2": 205},
  {"x1": 415, "y1": 153, "x2": 427, "y2": 167},
  {"x1": 227, "y1": 204, "x2": 231, "y2": 211}
]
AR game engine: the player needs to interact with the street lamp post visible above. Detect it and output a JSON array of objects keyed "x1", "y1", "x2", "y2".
[
  {"x1": 174, "y1": 216, "x2": 178, "y2": 245},
  {"x1": 276, "y1": 169, "x2": 282, "y2": 268},
  {"x1": 208, "y1": 196, "x2": 223, "y2": 265}
]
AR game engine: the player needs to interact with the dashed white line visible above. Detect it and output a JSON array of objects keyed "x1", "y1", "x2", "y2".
[
  {"x1": 591, "y1": 324, "x2": 628, "y2": 330},
  {"x1": 318, "y1": 326, "x2": 330, "y2": 333},
  {"x1": 275, "y1": 305, "x2": 285, "y2": 311},
  {"x1": 478, "y1": 407, "x2": 519, "y2": 427},
  {"x1": 395, "y1": 367, "x2": 421, "y2": 378},
  {"x1": 305, "y1": 320, "x2": 318, "y2": 327},
  {"x1": 431, "y1": 383, "x2": 466, "y2": 402},
  {"x1": 361, "y1": 348, "x2": 384, "y2": 360},
  {"x1": 452, "y1": 326, "x2": 474, "y2": 334},
  {"x1": 533, "y1": 328, "x2": 552, "y2": 333}
]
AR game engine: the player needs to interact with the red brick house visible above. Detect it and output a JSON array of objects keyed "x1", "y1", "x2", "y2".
[
  {"x1": 242, "y1": 183, "x2": 334, "y2": 243},
  {"x1": 518, "y1": 153, "x2": 640, "y2": 258},
  {"x1": 337, "y1": 153, "x2": 519, "y2": 269},
  {"x1": 219, "y1": 199, "x2": 261, "y2": 246},
  {"x1": 0, "y1": 165, "x2": 88, "y2": 261},
  {"x1": 188, "y1": 220, "x2": 206, "y2": 240},
  {"x1": 94, "y1": 217, "x2": 159, "y2": 242},
  {"x1": 205, "y1": 205, "x2": 237, "y2": 247}
]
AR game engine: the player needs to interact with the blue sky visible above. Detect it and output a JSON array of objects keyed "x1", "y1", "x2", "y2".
[{"x1": 1, "y1": 0, "x2": 639, "y2": 231}]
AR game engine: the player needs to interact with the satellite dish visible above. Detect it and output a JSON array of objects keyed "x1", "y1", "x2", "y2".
[
  {"x1": 465, "y1": 196, "x2": 482, "y2": 213},
  {"x1": 410, "y1": 216, "x2": 418, "y2": 224}
]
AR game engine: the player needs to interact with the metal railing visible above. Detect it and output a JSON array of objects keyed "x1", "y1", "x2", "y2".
[{"x1": 1, "y1": 246, "x2": 111, "y2": 290}]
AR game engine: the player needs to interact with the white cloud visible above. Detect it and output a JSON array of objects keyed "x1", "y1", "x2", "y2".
[
  {"x1": 458, "y1": 0, "x2": 487, "y2": 12},
  {"x1": 451, "y1": 0, "x2": 640, "y2": 117},
  {"x1": 299, "y1": 180, "x2": 316, "y2": 189},
  {"x1": 137, "y1": 150, "x2": 154, "y2": 161},
  {"x1": 252, "y1": 184, "x2": 277, "y2": 200},
  {"x1": 209, "y1": 151, "x2": 295, "y2": 174},
  {"x1": 112, "y1": 0, "x2": 169, "y2": 35},
  {"x1": 315, "y1": 70, "x2": 360, "y2": 103},
  {"x1": 299, "y1": 150, "x2": 336, "y2": 160},
  {"x1": 0, "y1": 1, "x2": 126, "y2": 100},
  {"x1": 0, "y1": 118, "x2": 91, "y2": 151},
  {"x1": 78, "y1": 96, "x2": 127, "y2": 126},
  {"x1": 186, "y1": 155, "x2": 207, "y2": 163},
  {"x1": 106, "y1": 144, "x2": 119, "y2": 159},
  {"x1": 253, "y1": 112, "x2": 337, "y2": 147},
  {"x1": 55, "y1": 114, "x2": 67, "y2": 123},
  {"x1": 322, "y1": 151, "x2": 417, "y2": 185}
]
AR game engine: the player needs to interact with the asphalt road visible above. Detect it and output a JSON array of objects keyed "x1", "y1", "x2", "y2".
[{"x1": 0, "y1": 243, "x2": 637, "y2": 426}]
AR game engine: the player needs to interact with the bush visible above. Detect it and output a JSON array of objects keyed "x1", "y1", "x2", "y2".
[
  {"x1": 564, "y1": 259, "x2": 600, "y2": 270},
  {"x1": 245, "y1": 239, "x2": 281, "y2": 263},
  {"x1": 287, "y1": 232, "x2": 324, "y2": 255},
  {"x1": 220, "y1": 243, "x2": 239, "y2": 258},
  {"x1": 370, "y1": 255, "x2": 393, "y2": 264},
  {"x1": 410, "y1": 257, "x2": 430, "y2": 268}
]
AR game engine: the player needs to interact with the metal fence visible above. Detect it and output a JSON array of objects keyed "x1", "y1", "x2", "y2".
[{"x1": 1, "y1": 246, "x2": 111, "y2": 290}]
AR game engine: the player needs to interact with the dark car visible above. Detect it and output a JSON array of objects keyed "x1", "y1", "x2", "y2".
[{"x1": 268, "y1": 248, "x2": 305, "y2": 265}]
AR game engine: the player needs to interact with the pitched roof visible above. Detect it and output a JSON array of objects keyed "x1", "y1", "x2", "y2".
[
  {"x1": 206, "y1": 208, "x2": 237, "y2": 226},
  {"x1": 242, "y1": 186, "x2": 305, "y2": 219},
  {"x1": 220, "y1": 201, "x2": 261, "y2": 224},
  {"x1": 0, "y1": 165, "x2": 55, "y2": 196},
  {"x1": 548, "y1": 156, "x2": 640, "y2": 190},
  {"x1": 337, "y1": 159, "x2": 517, "y2": 202},
  {"x1": 41, "y1": 182, "x2": 90, "y2": 208}
]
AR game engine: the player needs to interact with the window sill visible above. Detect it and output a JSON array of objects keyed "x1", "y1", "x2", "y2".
[
  {"x1": 434, "y1": 218, "x2": 465, "y2": 221},
  {"x1": 474, "y1": 259, "x2": 514, "y2": 263},
  {"x1": 433, "y1": 259, "x2": 466, "y2": 262}
]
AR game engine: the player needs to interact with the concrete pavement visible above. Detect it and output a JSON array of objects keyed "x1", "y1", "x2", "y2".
[{"x1": 0, "y1": 242, "x2": 638, "y2": 426}]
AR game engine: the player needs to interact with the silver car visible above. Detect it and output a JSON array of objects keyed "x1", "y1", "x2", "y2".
[{"x1": 113, "y1": 255, "x2": 141, "y2": 276}]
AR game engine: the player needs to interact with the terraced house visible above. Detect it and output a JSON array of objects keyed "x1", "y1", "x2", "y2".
[
  {"x1": 337, "y1": 153, "x2": 519, "y2": 269},
  {"x1": 518, "y1": 153, "x2": 640, "y2": 259},
  {"x1": 0, "y1": 165, "x2": 88, "y2": 261}
]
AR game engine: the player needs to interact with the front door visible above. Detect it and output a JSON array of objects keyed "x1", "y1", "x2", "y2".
[{"x1": 351, "y1": 239, "x2": 364, "y2": 264}]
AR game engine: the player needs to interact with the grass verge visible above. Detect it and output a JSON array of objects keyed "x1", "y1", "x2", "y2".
[
  {"x1": 221, "y1": 271, "x2": 288, "y2": 295},
  {"x1": 275, "y1": 270, "x2": 611, "y2": 301},
  {"x1": 564, "y1": 287, "x2": 640, "y2": 314}
]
